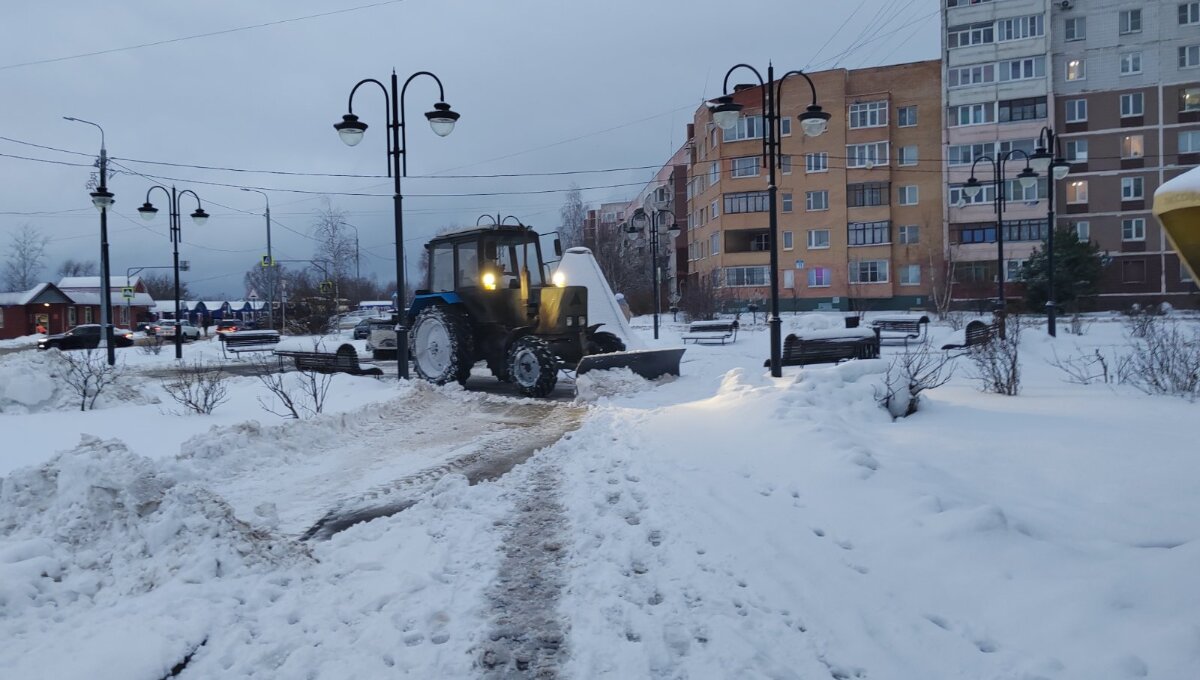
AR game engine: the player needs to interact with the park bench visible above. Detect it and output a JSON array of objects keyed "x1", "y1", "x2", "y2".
[
  {"x1": 871, "y1": 315, "x2": 930, "y2": 345},
  {"x1": 219, "y1": 330, "x2": 281, "y2": 358},
  {"x1": 766, "y1": 328, "x2": 881, "y2": 368},
  {"x1": 940, "y1": 320, "x2": 997, "y2": 351},
  {"x1": 681, "y1": 319, "x2": 739, "y2": 345},
  {"x1": 273, "y1": 343, "x2": 383, "y2": 377}
]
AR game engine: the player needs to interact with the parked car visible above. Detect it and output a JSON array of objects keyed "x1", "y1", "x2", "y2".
[
  {"x1": 215, "y1": 319, "x2": 256, "y2": 335},
  {"x1": 157, "y1": 319, "x2": 202, "y2": 341},
  {"x1": 365, "y1": 322, "x2": 398, "y2": 360},
  {"x1": 353, "y1": 316, "x2": 392, "y2": 340},
  {"x1": 37, "y1": 324, "x2": 135, "y2": 351}
]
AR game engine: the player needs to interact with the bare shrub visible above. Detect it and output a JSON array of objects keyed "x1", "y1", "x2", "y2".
[
  {"x1": 1120, "y1": 317, "x2": 1200, "y2": 401},
  {"x1": 1123, "y1": 303, "x2": 1166, "y2": 339},
  {"x1": 139, "y1": 334, "x2": 165, "y2": 355},
  {"x1": 968, "y1": 317, "x2": 1021, "y2": 395},
  {"x1": 1048, "y1": 346, "x2": 1113, "y2": 385},
  {"x1": 56, "y1": 348, "x2": 122, "y2": 411},
  {"x1": 252, "y1": 344, "x2": 335, "y2": 419},
  {"x1": 161, "y1": 360, "x2": 230, "y2": 415},
  {"x1": 1066, "y1": 313, "x2": 1092, "y2": 336},
  {"x1": 877, "y1": 338, "x2": 955, "y2": 418},
  {"x1": 944, "y1": 311, "x2": 969, "y2": 331},
  {"x1": 680, "y1": 275, "x2": 723, "y2": 322}
]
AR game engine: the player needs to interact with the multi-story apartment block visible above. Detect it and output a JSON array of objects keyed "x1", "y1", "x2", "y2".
[
  {"x1": 685, "y1": 60, "x2": 944, "y2": 312},
  {"x1": 942, "y1": 0, "x2": 1199, "y2": 309},
  {"x1": 621, "y1": 144, "x2": 691, "y2": 303},
  {"x1": 583, "y1": 201, "x2": 628, "y2": 250}
]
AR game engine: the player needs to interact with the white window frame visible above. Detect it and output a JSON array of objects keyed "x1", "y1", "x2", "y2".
[
  {"x1": 898, "y1": 225, "x2": 920, "y2": 244},
  {"x1": 1122, "y1": 134, "x2": 1144, "y2": 159},
  {"x1": 897, "y1": 145, "x2": 918, "y2": 166},
  {"x1": 1119, "y1": 9, "x2": 1142, "y2": 35},
  {"x1": 1122, "y1": 217, "x2": 1146, "y2": 241},
  {"x1": 1183, "y1": 2, "x2": 1200, "y2": 26},
  {"x1": 1075, "y1": 221, "x2": 1090, "y2": 241},
  {"x1": 711, "y1": 199, "x2": 719, "y2": 219},
  {"x1": 709, "y1": 161, "x2": 719, "y2": 185},
  {"x1": 807, "y1": 267, "x2": 832, "y2": 288},
  {"x1": 731, "y1": 156, "x2": 759, "y2": 178},
  {"x1": 781, "y1": 192, "x2": 793, "y2": 213},
  {"x1": 1120, "y1": 92, "x2": 1144, "y2": 118},
  {"x1": 948, "y1": 63, "x2": 996, "y2": 88},
  {"x1": 807, "y1": 229, "x2": 831, "y2": 250},
  {"x1": 1066, "y1": 139, "x2": 1088, "y2": 163},
  {"x1": 805, "y1": 152, "x2": 828, "y2": 173},
  {"x1": 1065, "y1": 98, "x2": 1087, "y2": 122},
  {"x1": 723, "y1": 266, "x2": 771, "y2": 287},
  {"x1": 898, "y1": 185, "x2": 919, "y2": 206},
  {"x1": 722, "y1": 115, "x2": 764, "y2": 142},
  {"x1": 997, "y1": 14, "x2": 1044, "y2": 42},
  {"x1": 1181, "y1": 45, "x2": 1200, "y2": 69},
  {"x1": 806, "y1": 190, "x2": 829, "y2": 212},
  {"x1": 780, "y1": 118, "x2": 792, "y2": 136},
  {"x1": 1121, "y1": 177, "x2": 1144, "y2": 201},
  {"x1": 1064, "y1": 17, "x2": 1085, "y2": 41},
  {"x1": 783, "y1": 230, "x2": 794, "y2": 251},
  {"x1": 898, "y1": 106, "x2": 918, "y2": 127},
  {"x1": 1120, "y1": 52, "x2": 1143, "y2": 76},
  {"x1": 711, "y1": 232, "x2": 720, "y2": 255},
  {"x1": 998, "y1": 56, "x2": 1045, "y2": 82},
  {"x1": 949, "y1": 103, "x2": 994, "y2": 127},
  {"x1": 1005, "y1": 259, "x2": 1026, "y2": 282},
  {"x1": 850, "y1": 260, "x2": 889, "y2": 284},
  {"x1": 846, "y1": 141, "x2": 890, "y2": 168},
  {"x1": 1067, "y1": 180, "x2": 1089, "y2": 204},
  {"x1": 1180, "y1": 130, "x2": 1200, "y2": 153},
  {"x1": 781, "y1": 155, "x2": 793, "y2": 175},
  {"x1": 848, "y1": 101, "x2": 888, "y2": 129},
  {"x1": 1066, "y1": 58, "x2": 1086, "y2": 81},
  {"x1": 899, "y1": 263, "x2": 921, "y2": 286}
]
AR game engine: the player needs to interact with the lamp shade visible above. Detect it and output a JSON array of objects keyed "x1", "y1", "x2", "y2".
[
  {"x1": 190, "y1": 208, "x2": 209, "y2": 226},
  {"x1": 799, "y1": 105, "x2": 831, "y2": 137},
  {"x1": 624, "y1": 223, "x2": 640, "y2": 241},
  {"x1": 668, "y1": 223, "x2": 681, "y2": 238},
  {"x1": 1052, "y1": 160, "x2": 1071, "y2": 180},
  {"x1": 1018, "y1": 167, "x2": 1039, "y2": 190},
  {"x1": 90, "y1": 189, "x2": 115, "y2": 211},
  {"x1": 962, "y1": 179, "x2": 983, "y2": 199},
  {"x1": 334, "y1": 113, "x2": 367, "y2": 146},
  {"x1": 1029, "y1": 147, "x2": 1052, "y2": 173},
  {"x1": 137, "y1": 202, "x2": 159, "y2": 221},
  {"x1": 425, "y1": 102, "x2": 460, "y2": 137},
  {"x1": 709, "y1": 96, "x2": 742, "y2": 131}
]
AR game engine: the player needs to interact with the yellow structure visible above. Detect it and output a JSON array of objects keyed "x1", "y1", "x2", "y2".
[{"x1": 1152, "y1": 168, "x2": 1200, "y2": 283}]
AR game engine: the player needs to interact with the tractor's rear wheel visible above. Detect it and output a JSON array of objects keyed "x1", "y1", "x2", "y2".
[
  {"x1": 411, "y1": 306, "x2": 474, "y2": 385},
  {"x1": 586, "y1": 331, "x2": 625, "y2": 355},
  {"x1": 507, "y1": 336, "x2": 559, "y2": 398}
]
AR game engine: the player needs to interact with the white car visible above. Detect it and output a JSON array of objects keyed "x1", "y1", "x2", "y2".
[{"x1": 157, "y1": 320, "x2": 202, "y2": 341}]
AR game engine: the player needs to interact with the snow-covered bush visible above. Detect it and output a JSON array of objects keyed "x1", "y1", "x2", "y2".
[
  {"x1": 1120, "y1": 316, "x2": 1200, "y2": 401},
  {"x1": 55, "y1": 348, "x2": 123, "y2": 411},
  {"x1": 968, "y1": 317, "x2": 1021, "y2": 395},
  {"x1": 161, "y1": 360, "x2": 230, "y2": 415},
  {"x1": 877, "y1": 339, "x2": 955, "y2": 418}
]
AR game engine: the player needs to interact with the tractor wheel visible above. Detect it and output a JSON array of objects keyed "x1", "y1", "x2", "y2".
[
  {"x1": 411, "y1": 306, "x2": 474, "y2": 385},
  {"x1": 506, "y1": 336, "x2": 559, "y2": 398},
  {"x1": 586, "y1": 331, "x2": 625, "y2": 355}
]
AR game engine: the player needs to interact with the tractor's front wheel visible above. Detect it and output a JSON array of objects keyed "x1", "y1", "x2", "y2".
[
  {"x1": 507, "y1": 336, "x2": 559, "y2": 398},
  {"x1": 411, "y1": 306, "x2": 474, "y2": 385}
]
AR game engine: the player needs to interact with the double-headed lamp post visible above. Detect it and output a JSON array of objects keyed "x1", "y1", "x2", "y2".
[
  {"x1": 334, "y1": 69, "x2": 460, "y2": 380},
  {"x1": 961, "y1": 151, "x2": 1040, "y2": 338},
  {"x1": 137, "y1": 187, "x2": 209, "y2": 359},
  {"x1": 64, "y1": 116, "x2": 117, "y2": 366},
  {"x1": 241, "y1": 188, "x2": 274, "y2": 330},
  {"x1": 1029, "y1": 128, "x2": 1072, "y2": 337},
  {"x1": 709, "y1": 63, "x2": 830, "y2": 378},
  {"x1": 624, "y1": 207, "x2": 680, "y2": 339}
]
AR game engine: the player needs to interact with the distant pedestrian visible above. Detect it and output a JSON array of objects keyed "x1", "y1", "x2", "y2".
[
  {"x1": 201, "y1": 314, "x2": 211, "y2": 337},
  {"x1": 35, "y1": 322, "x2": 47, "y2": 334}
]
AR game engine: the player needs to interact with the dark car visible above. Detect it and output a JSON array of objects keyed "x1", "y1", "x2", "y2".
[
  {"x1": 353, "y1": 317, "x2": 392, "y2": 340},
  {"x1": 37, "y1": 324, "x2": 135, "y2": 351},
  {"x1": 215, "y1": 319, "x2": 256, "y2": 336}
]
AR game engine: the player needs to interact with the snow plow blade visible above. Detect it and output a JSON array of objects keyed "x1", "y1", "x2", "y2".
[{"x1": 575, "y1": 347, "x2": 685, "y2": 380}]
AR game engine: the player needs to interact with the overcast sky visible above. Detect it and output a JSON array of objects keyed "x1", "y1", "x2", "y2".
[{"x1": 1, "y1": 0, "x2": 939, "y2": 298}]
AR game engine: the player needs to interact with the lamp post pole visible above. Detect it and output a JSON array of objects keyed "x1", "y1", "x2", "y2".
[
  {"x1": 335, "y1": 70, "x2": 460, "y2": 380},
  {"x1": 65, "y1": 117, "x2": 116, "y2": 366},
  {"x1": 241, "y1": 188, "x2": 274, "y2": 330},
  {"x1": 626, "y1": 208, "x2": 679, "y2": 340},
  {"x1": 137, "y1": 186, "x2": 209, "y2": 359},
  {"x1": 710, "y1": 64, "x2": 830, "y2": 377},
  {"x1": 1031, "y1": 128, "x2": 1072, "y2": 337},
  {"x1": 963, "y1": 151, "x2": 1040, "y2": 339}
]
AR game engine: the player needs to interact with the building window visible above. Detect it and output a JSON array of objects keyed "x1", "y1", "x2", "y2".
[
  {"x1": 781, "y1": 155, "x2": 793, "y2": 175},
  {"x1": 850, "y1": 260, "x2": 889, "y2": 283},
  {"x1": 84, "y1": 307, "x2": 93, "y2": 324},
  {"x1": 808, "y1": 229, "x2": 831, "y2": 249},
  {"x1": 897, "y1": 145, "x2": 918, "y2": 166},
  {"x1": 711, "y1": 199, "x2": 719, "y2": 219},
  {"x1": 1075, "y1": 221, "x2": 1090, "y2": 240},
  {"x1": 947, "y1": 22, "x2": 995, "y2": 48},
  {"x1": 68, "y1": 306, "x2": 76, "y2": 327},
  {"x1": 780, "y1": 118, "x2": 792, "y2": 136},
  {"x1": 750, "y1": 233, "x2": 770, "y2": 252},
  {"x1": 899, "y1": 225, "x2": 920, "y2": 244},
  {"x1": 806, "y1": 190, "x2": 829, "y2": 211},
  {"x1": 711, "y1": 232, "x2": 720, "y2": 255},
  {"x1": 998, "y1": 56, "x2": 1045, "y2": 82},
  {"x1": 1119, "y1": 9, "x2": 1142, "y2": 34},
  {"x1": 949, "y1": 183, "x2": 995, "y2": 206},
  {"x1": 722, "y1": 115, "x2": 764, "y2": 142},
  {"x1": 1066, "y1": 139, "x2": 1089, "y2": 163},
  {"x1": 997, "y1": 14, "x2": 1044, "y2": 41},
  {"x1": 948, "y1": 142, "x2": 991, "y2": 166},
  {"x1": 731, "y1": 156, "x2": 759, "y2": 178},
  {"x1": 1120, "y1": 52, "x2": 1143, "y2": 75},
  {"x1": 807, "y1": 267, "x2": 832, "y2": 288},
  {"x1": 1180, "y1": 130, "x2": 1200, "y2": 153},
  {"x1": 898, "y1": 105, "x2": 918, "y2": 127},
  {"x1": 0, "y1": 309, "x2": 5, "y2": 329},
  {"x1": 949, "y1": 103, "x2": 995, "y2": 126},
  {"x1": 1183, "y1": 2, "x2": 1200, "y2": 25},
  {"x1": 782, "y1": 192, "x2": 793, "y2": 213},
  {"x1": 847, "y1": 182, "x2": 889, "y2": 207},
  {"x1": 783, "y1": 231, "x2": 794, "y2": 250},
  {"x1": 784, "y1": 269, "x2": 795, "y2": 289},
  {"x1": 999, "y1": 96, "x2": 1047, "y2": 123},
  {"x1": 846, "y1": 141, "x2": 889, "y2": 168},
  {"x1": 709, "y1": 161, "x2": 719, "y2": 185},
  {"x1": 1067, "y1": 180, "x2": 1089, "y2": 204},
  {"x1": 1182, "y1": 88, "x2": 1200, "y2": 111},
  {"x1": 1065, "y1": 98, "x2": 1088, "y2": 122},
  {"x1": 724, "y1": 191, "x2": 770, "y2": 214},
  {"x1": 1066, "y1": 58, "x2": 1086, "y2": 81},
  {"x1": 1121, "y1": 177, "x2": 1144, "y2": 200},
  {"x1": 1181, "y1": 45, "x2": 1200, "y2": 69},
  {"x1": 724, "y1": 266, "x2": 770, "y2": 287},
  {"x1": 806, "y1": 152, "x2": 828, "y2": 173},
  {"x1": 1120, "y1": 93, "x2": 1144, "y2": 117},
  {"x1": 948, "y1": 63, "x2": 996, "y2": 88},
  {"x1": 1122, "y1": 217, "x2": 1146, "y2": 241},
  {"x1": 899, "y1": 264, "x2": 921, "y2": 285},
  {"x1": 848, "y1": 220, "x2": 891, "y2": 246},
  {"x1": 1065, "y1": 17, "x2": 1086, "y2": 41},
  {"x1": 998, "y1": 139, "x2": 1036, "y2": 157},
  {"x1": 848, "y1": 101, "x2": 888, "y2": 129},
  {"x1": 898, "y1": 185, "x2": 919, "y2": 205},
  {"x1": 1122, "y1": 134, "x2": 1144, "y2": 159},
  {"x1": 1005, "y1": 259, "x2": 1026, "y2": 282},
  {"x1": 1123, "y1": 260, "x2": 1146, "y2": 284}
]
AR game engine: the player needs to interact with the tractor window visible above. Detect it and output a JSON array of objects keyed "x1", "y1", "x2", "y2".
[
  {"x1": 430, "y1": 242, "x2": 454, "y2": 291},
  {"x1": 456, "y1": 242, "x2": 479, "y2": 288}
]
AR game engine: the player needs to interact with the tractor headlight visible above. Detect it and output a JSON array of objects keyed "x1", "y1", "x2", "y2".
[
  {"x1": 482, "y1": 272, "x2": 497, "y2": 290},
  {"x1": 552, "y1": 271, "x2": 567, "y2": 287},
  {"x1": 566, "y1": 316, "x2": 574, "y2": 327}
]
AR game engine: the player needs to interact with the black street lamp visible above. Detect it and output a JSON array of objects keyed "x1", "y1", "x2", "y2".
[
  {"x1": 961, "y1": 151, "x2": 1040, "y2": 338},
  {"x1": 64, "y1": 116, "x2": 117, "y2": 366},
  {"x1": 1029, "y1": 128, "x2": 1072, "y2": 337},
  {"x1": 241, "y1": 188, "x2": 275, "y2": 330},
  {"x1": 335, "y1": 70, "x2": 460, "y2": 380},
  {"x1": 710, "y1": 63, "x2": 830, "y2": 378},
  {"x1": 137, "y1": 186, "x2": 209, "y2": 359},
  {"x1": 624, "y1": 206, "x2": 680, "y2": 339}
]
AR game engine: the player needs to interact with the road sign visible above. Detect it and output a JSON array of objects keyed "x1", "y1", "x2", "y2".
[
  {"x1": 121, "y1": 286, "x2": 135, "y2": 300},
  {"x1": 179, "y1": 260, "x2": 191, "y2": 272},
  {"x1": 320, "y1": 281, "x2": 333, "y2": 294},
  {"x1": 248, "y1": 292, "x2": 259, "y2": 301},
  {"x1": 261, "y1": 255, "x2": 273, "y2": 267}
]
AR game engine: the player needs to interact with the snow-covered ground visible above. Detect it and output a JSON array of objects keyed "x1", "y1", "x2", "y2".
[{"x1": 1, "y1": 315, "x2": 1197, "y2": 679}]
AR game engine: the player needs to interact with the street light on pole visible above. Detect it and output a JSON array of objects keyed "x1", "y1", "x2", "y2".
[
  {"x1": 64, "y1": 116, "x2": 116, "y2": 366},
  {"x1": 961, "y1": 151, "x2": 1040, "y2": 338},
  {"x1": 136, "y1": 186, "x2": 209, "y2": 359},
  {"x1": 1029, "y1": 128, "x2": 1072, "y2": 337},
  {"x1": 710, "y1": 63, "x2": 830, "y2": 377},
  {"x1": 625, "y1": 207, "x2": 680, "y2": 340},
  {"x1": 241, "y1": 188, "x2": 275, "y2": 331},
  {"x1": 335, "y1": 69, "x2": 460, "y2": 380}
]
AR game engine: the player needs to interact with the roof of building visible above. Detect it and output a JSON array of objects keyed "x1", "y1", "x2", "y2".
[
  {"x1": 0, "y1": 283, "x2": 55, "y2": 306},
  {"x1": 63, "y1": 291, "x2": 156, "y2": 307},
  {"x1": 57, "y1": 276, "x2": 141, "y2": 290}
]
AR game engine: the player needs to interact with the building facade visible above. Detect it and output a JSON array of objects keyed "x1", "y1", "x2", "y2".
[{"x1": 685, "y1": 59, "x2": 945, "y2": 312}]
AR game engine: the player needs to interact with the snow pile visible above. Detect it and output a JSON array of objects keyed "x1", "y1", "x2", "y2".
[
  {"x1": 0, "y1": 349, "x2": 156, "y2": 414},
  {"x1": 574, "y1": 367, "x2": 657, "y2": 403}
]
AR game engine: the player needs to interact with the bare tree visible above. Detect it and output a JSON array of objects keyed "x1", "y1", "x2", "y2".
[
  {"x1": 591, "y1": 229, "x2": 650, "y2": 312},
  {"x1": 927, "y1": 245, "x2": 955, "y2": 321},
  {"x1": 57, "y1": 259, "x2": 98, "y2": 278},
  {"x1": 140, "y1": 271, "x2": 192, "y2": 304},
  {"x1": 3, "y1": 224, "x2": 49, "y2": 291},
  {"x1": 55, "y1": 348, "x2": 122, "y2": 411},
  {"x1": 559, "y1": 184, "x2": 587, "y2": 248},
  {"x1": 312, "y1": 198, "x2": 356, "y2": 283}
]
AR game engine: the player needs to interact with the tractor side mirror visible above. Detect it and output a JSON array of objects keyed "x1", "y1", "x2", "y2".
[
  {"x1": 553, "y1": 239, "x2": 562, "y2": 257},
  {"x1": 484, "y1": 241, "x2": 498, "y2": 261}
]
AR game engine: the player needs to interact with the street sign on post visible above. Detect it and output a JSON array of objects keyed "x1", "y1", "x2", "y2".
[
  {"x1": 179, "y1": 260, "x2": 191, "y2": 272},
  {"x1": 261, "y1": 255, "x2": 273, "y2": 267},
  {"x1": 120, "y1": 286, "x2": 135, "y2": 300}
]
